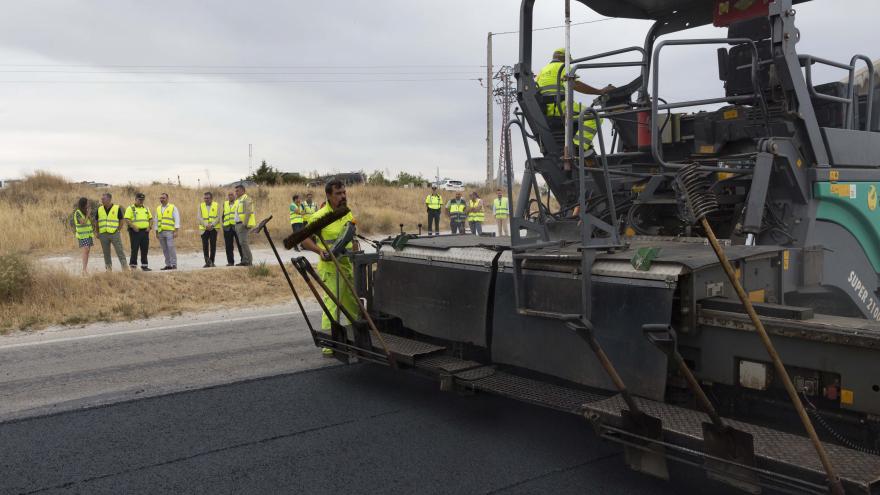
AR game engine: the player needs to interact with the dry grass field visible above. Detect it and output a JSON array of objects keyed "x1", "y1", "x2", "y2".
[
  {"x1": 0, "y1": 172, "x2": 509, "y2": 332},
  {"x1": 0, "y1": 256, "x2": 303, "y2": 333},
  {"x1": 0, "y1": 172, "x2": 501, "y2": 256}
]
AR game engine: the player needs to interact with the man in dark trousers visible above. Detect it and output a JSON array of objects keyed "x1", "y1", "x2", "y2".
[
  {"x1": 124, "y1": 193, "x2": 153, "y2": 271},
  {"x1": 222, "y1": 190, "x2": 242, "y2": 266},
  {"x1": 198, "y1": 191, "x2": 221, "y2": 267}
]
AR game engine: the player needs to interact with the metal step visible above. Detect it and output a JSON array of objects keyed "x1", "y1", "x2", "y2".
[
  {"x1": 412, "y1": 352, "x2": 609, "y2": 414},
  {"x1": 316, "y1": 331, "x2": 445, "y2": 366},
  {"x1": 586, "y1": 395, "x2": 880, "y2": 494}
]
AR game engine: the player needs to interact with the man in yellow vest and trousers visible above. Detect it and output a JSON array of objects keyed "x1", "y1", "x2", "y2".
[
  {"x1": 300, "y1": 179, "x2": 360, "y2": 357},
  {"x1": 222, "y1": 191, "x2": 242, "y2": 266},
  {"x1": 536, "y1": 48, "x2": 613, "y2": 154},
  {"x1": 156, "y1": 192, "x2": 180, "y2": 270},
  {"x1": 233, "y1": 184, "x2": 255, "y2": 266},
  {"x1": 302, "y1": 192, "x2": 318, "y2": 225},
  {"x1": 493, "y1": 189, "x2": 510, "y2": 237},
  {"x1": 425, "y1": 185, "x2": 443, "y2": 236},
  {"x1": 467, "y1": 191, "x2": 485, "y2": 236},
  {"x1": 446, "y1": 192, "x2": 467, "y2": 235},
  {"x1": 96, "y1": 192, "x2": 128, "y2": 271},
  {"x1": 124, "y1": 192, "x2": 153, "y2": 271},
  {"x1": 289, "y1": 194, "x2": 305, "y2": 252},
  {"x1": 199, "y1": 191, "x2": 221, "y2": 268}
]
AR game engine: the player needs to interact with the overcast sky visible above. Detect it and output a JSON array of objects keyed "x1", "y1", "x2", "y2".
[{"x1": 0, "y1": 0, "x2": 876, "y2": 186}]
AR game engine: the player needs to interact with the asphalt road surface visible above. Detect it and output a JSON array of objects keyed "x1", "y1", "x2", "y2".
[{"x1": 0, "y1": 305, "x2": 738, "y2": 494}]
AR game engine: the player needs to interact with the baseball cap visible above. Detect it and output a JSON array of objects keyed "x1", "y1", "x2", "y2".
[{"x1": 135, "y1": 192, "x2": 145, "y2": 199}]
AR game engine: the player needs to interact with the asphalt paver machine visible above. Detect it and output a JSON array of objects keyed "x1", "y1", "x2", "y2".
[{"x1": 282, "y1": 0, "x2": 880, "y2": 492}]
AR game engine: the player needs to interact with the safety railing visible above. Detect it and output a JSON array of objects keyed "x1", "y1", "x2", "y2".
[
  {"x1": 801, "y1": 54, "x2": 875, "y2": 131},
  {"x1": 651, "y1": 38, "x2": 769, "y2": 170}
]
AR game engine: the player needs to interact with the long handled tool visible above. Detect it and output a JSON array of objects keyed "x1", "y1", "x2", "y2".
[
  {"x1": 567, "y1": 317, "x2": 669, "y2": 480},
  {"x1": 315, "y1": 232, "x2": 396, "y2": 368},
  {"x1": 643, "y1": 324, "x2": 759, "y2": 493},
  {"x1": 280, "y1": 206, "x2": 396, "y2": 367},
  {"x1": 290, "y1": 256, "x2": 386, "y2": 364},
  {"x1": 676, "y1": 163, "x2": 844, "y2": 495},
  {"x1": 253, "y1": 216, "x2": 318, "y2": 342}
]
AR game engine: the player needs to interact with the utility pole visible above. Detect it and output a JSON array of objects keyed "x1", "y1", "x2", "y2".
[
  {"x1": 248, "y1": 144, "x2": 253, "y2": 176},
  {"x1": 486, "y1": 32, "x2": 494, "y2": 189},
  {"x1": 493, "y1": 66, "x2": 515, "y2": 189}
]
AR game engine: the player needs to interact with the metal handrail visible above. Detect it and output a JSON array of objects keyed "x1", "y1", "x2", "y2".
[
  {"x1": 847, "y1": 55, "x2": 875, "y2": 131},
  {"x1": 551, "y1": 46, "x2": 649, "y2": 125},
  {"x1": 651, "y1": 38, "x2": 767, "y2": 170},
  {"x1": 802, "y1": 53, "x2": 876, "y2": 131}
]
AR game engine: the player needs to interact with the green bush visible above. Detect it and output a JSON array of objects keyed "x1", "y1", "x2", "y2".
[
  {"x1": 0, "y1": 253, "x2": 34, "y2": 302},
  {"x1": 248, "y1": 262, "x2": 271, "y2": 278}
]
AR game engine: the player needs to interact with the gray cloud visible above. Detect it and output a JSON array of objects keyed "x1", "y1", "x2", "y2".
[{"x1": 0, "y1": 0, "x2": 875, "y2": 185}]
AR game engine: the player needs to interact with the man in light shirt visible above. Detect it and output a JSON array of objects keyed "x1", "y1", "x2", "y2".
[
  {"x1": 156, "y1": 192, "x2": 180, "y2": 270},
  {"x1": 233, "y1": 184, "x2": 255, "y2": 266}
]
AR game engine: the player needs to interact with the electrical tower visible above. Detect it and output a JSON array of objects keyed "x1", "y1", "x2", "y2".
[{"x1": 493, "y1": 65, "x2": 516, "y2": 189}]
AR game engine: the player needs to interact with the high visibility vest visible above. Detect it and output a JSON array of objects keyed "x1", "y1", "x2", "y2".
[
  {"x1": 425, "y1": 194, "x2": 443, "y2": 210},
  {"x1": 156, "y1": 204, "x2": 177, "y2": 232},
  {"x1": 302, "y1": 201, "x2": 317, "y2": 222},
  {"x1": 311, "y1": 204, "x2": 355, "y2": 270},
  {"x1": 124, "y1": 204, "x2": 152, "y2": 230},
  {"x1": 536, "y1": 61, "x2": 599, "y2": 149},
  {"x1": 448, "y1": 200, "x2": 466, "y2": 221},
  {"x1": 236, "y1": 194, "x2": 256, "y2": 228},
  {"x1": 73, "y1": 210, "x2": 93, "y2": 240},
  {"x1": 467, "y1": 199, "x2": 484, "y2": 222},
  {"x1": 199, "y1": 202, "x2": 219, "y2": 231},
  {"x1": 222, "y1": 201, "x2": 236, "y2": 227},
  {"x1": 97, "y1": 204, "x2": 120, "y2": 234},
  {"x1": 537, "y1": 61, "x2": 568, "y2": 97},
  {"x1": 493, "y1": 197, "x2": 509, "y2": 219},
  {"x1": 289, "y1": 203, "x2": 304, "y2": 224}
]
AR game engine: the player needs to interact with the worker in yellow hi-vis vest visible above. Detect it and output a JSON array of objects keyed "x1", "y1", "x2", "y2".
[
  {"x1": 156, "y1": 192, "x2": 180, "y2": 270},
  {"x1": 467, "y1": 191, "x2": 485, "y2": 236},
  {"x1": 536, "y1": 48, "x2": 613, "y2": 153},
  {"x1": 124, "y1": 192, "x2": 153, "y2": 271},
  {"x1": 300, "y1": 179, "x2": 359, "y2": 357},
  {"x1": 233, "y1": 184, "x2": 256, "y2": 266},
  {"x1": 493, "y1": 189, "x2": 510, "y2": 237},
  {"x1": 96, "y1": 192, "x2": 128, "y2": 271},
  {"x1": 73, "y1": 196, "x2": 93, "y2": 275},
  {"x1": 198, "y1": 191, "x2": 221, "y2": 268},
  {"x1": 222, "y1": 191, "x2": 242, "y2": 266},
  {"x1": 425, "y1": 185, "x2": 443, "y2": 236}
]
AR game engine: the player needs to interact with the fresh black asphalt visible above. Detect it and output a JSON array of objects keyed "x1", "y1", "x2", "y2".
[{"x1": 1, "y1": 363, "x2": 739, "y2": 494}]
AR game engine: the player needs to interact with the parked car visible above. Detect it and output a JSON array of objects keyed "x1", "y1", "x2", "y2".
[{"x1": 436, "y1": 179, "x2": 464, "y2": 192}]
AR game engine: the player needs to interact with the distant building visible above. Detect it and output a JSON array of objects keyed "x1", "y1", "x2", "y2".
[{"x1": 0, "y1": 179, "x2": 21, "y2": 189}]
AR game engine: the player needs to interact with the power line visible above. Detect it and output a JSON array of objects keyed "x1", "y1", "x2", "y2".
[
  {"x1": 0, "y1": 78, "x2": 482, "y2": 84},
  {"x1": 491, "y1": 17, "x2": 614, "y2": 36},
  {"x1": 0, "y1": 63, "x2": 484, "y2": 69}
]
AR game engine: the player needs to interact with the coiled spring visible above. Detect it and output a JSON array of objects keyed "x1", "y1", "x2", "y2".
[{"x1": 675, "y1": 163, "x2": 719, "y2": 222}]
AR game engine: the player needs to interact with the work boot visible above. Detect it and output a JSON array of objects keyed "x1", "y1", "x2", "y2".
[
  {"x1": 141, "y1": 266, "x2": 151, "y2": 272},
  {"x1": 322, "y1": 347, "x2": 334, "y2": 358},
  {"x1": 161, "y1": 266, "x2": 172, "y2": 271},
  {"x1": 129, "y1": 264, "x2": 137, "y2": 271},
  {"x1": 203, "y1": 263, "x2": 210, "y2": 268},
  {"x1": 226, "y1": 263, "x2": 234, "y2": 267}
]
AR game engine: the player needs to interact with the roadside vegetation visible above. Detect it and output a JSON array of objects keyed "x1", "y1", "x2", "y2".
[
  {"x1": 0, "y1": 171, "x2": 502, "y2": 256},
  {"x1": 0, "y1": 262, "x2": 304, "y2": 333}
]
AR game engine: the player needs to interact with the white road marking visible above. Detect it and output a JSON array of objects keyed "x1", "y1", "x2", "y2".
[{"x1": 0, "y1": 311, "x2": 299, "y2": 351}]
